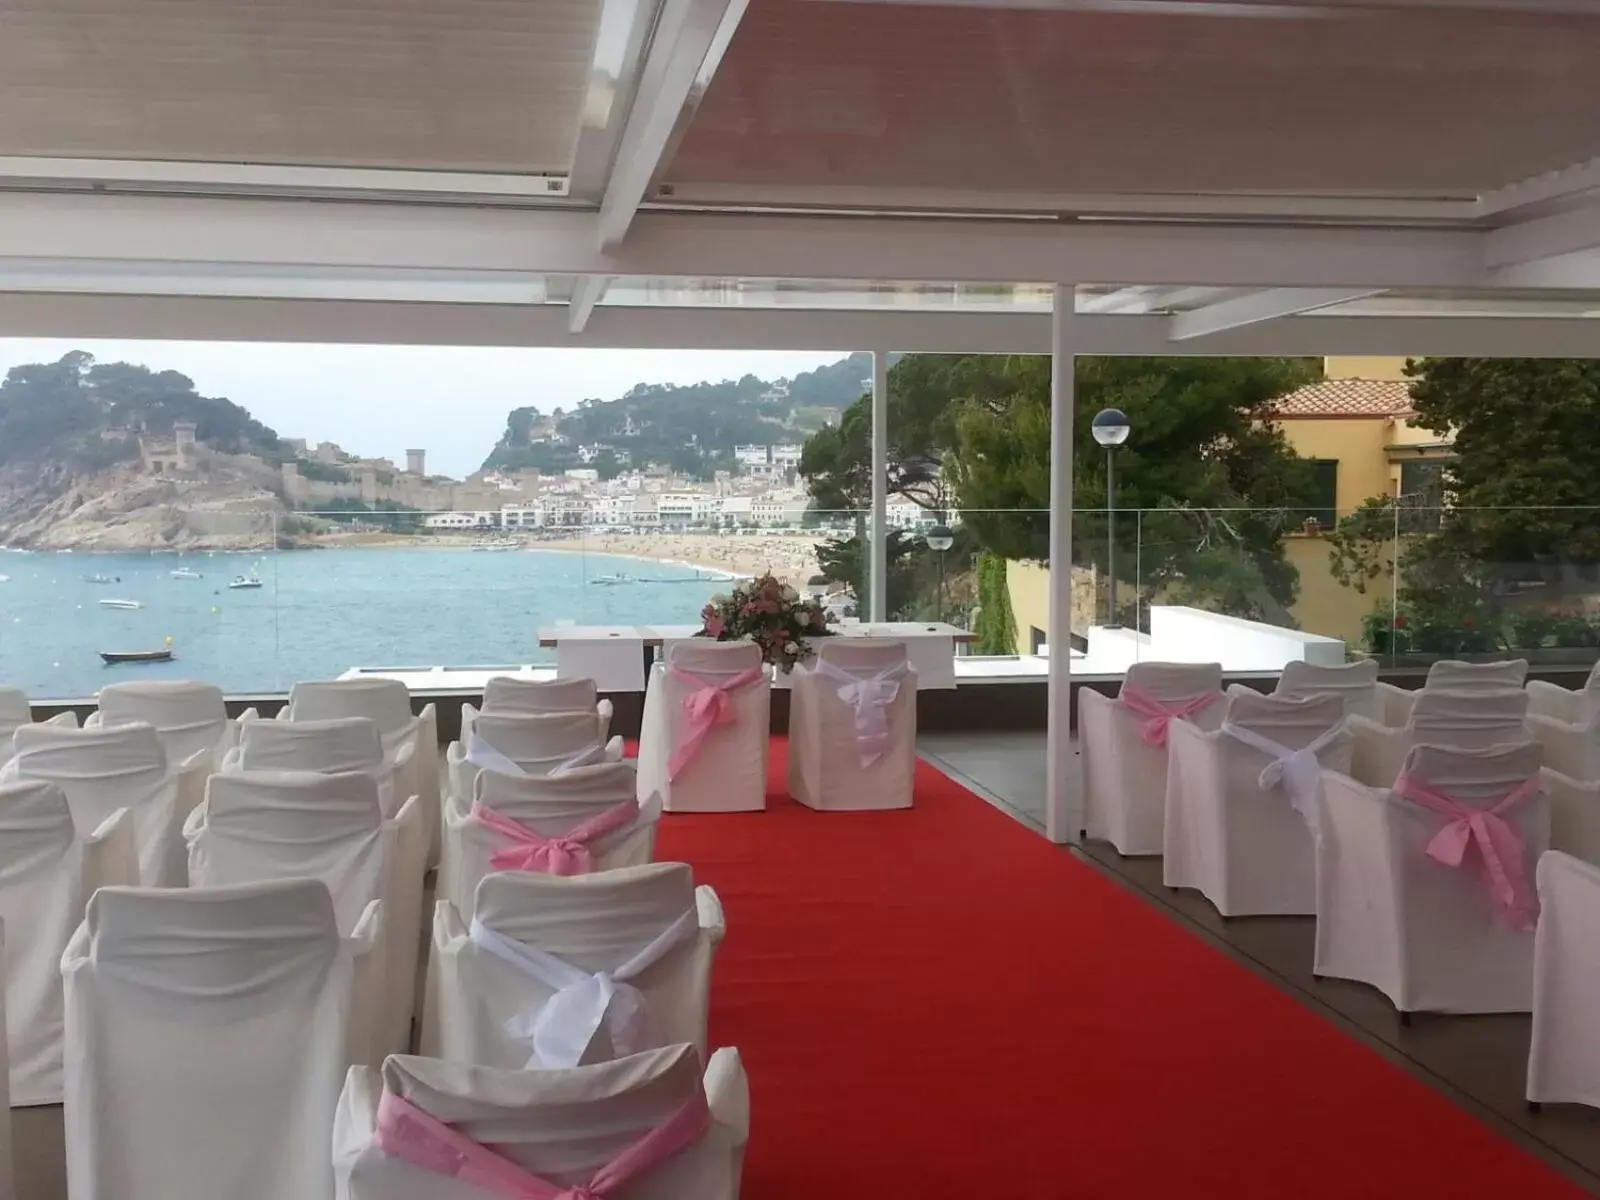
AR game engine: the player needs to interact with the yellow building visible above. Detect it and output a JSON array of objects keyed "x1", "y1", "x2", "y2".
[{"x1": 1000, "y1": 357, "x2": 1454, "y2": 654}]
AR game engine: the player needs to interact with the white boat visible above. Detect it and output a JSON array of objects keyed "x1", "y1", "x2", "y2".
[
  {"x1": 170, "y1": 568, "x2": 203, "y2": 580},
  {"x1": 100, "y1": 598, "x2": 143, "y2": 610},
  {"x1": 0, "y1": 574, "x2": 9, "y2": 583},
  {"x1": 589, "y1": 573, "x2": 634, "y2": 586},
  {"x1": 470, "y1": 543, "x2": 515, "y2": 553},
  {"x1": 228, "y1": 575, "x2": 264, "y2": 590}
]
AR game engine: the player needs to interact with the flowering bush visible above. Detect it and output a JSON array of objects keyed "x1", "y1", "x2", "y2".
[{"x1": 698, "y1": 573, "x2": 834, "y2": 672}]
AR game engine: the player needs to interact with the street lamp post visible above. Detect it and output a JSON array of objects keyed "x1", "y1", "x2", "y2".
[
  {"x1": 1090, "y1": 408, "x2": 1131, "y2": 626},
  {"x1": 925, "y1": 521, "x2": 955, "y2": 623}
]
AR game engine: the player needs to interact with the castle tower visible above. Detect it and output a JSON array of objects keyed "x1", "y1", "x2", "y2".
[
  {"x1": 360, "y1": 468, "x2": 379, "y2": 506},
  {"x1": 173, "y1": 421, "x2": 198, "y2": 468},
  {"x1": 406, "y1": 448, "x2": 426, "y2": 476}
]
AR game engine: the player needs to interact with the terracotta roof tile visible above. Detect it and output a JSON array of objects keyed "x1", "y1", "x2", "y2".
[{"x1": 1267, "y1": 378, "x2": 1413, "y2": 418}]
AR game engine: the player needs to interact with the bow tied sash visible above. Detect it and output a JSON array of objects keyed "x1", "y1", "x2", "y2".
[
  {"x1": 375, "y1": 1084, "x2": 710, "y2": 1199},
  {"x1": 1222, "y1": 720, "x2": 1350, "y2": 833},
  {"x1": 1392, "y1": 772, "x2": 1543, "y2": 931},
  {"x1": 667, "y1": 665, "x2": 764, "y2": 780},
  {"x1": 810, "y1": 658, "x2": 910, "y2": 767},
  {"x1": 469, "y1": 909, "x2": 698, "y2": 1068},
  {"x1": 1119, "y1": 685, "x2": 1223, "y2": 748},
  {"x1": 471, "y1": 799, "x2": 651, "y2": 876}
]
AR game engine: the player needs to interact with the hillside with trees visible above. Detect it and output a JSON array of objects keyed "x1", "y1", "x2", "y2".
[{"x1": 481, "y1": 352, "x2": 873, "y2": 478}]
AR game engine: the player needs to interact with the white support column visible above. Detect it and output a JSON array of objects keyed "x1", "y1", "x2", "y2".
[
  {"x1": 870, "y1": 350, "x2": 890, "y2": 623},
  {"x1": 1046, "y1": 287, "x2": 1078, "y2": 845}
]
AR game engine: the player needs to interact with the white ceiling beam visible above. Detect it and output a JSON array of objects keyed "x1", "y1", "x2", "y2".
[
  {"x1": 567, "y1": 275, "x2": 612, "y2": 333},
  {"x1": 1477, "y1": 155, "x2": 1600, "y2": 219},
  {"x1": 1485, "y1": 199, "x2": 1600, "y2": 278},
  {"x1": 565, "y1": 0, "x2": 663, "y2": 201},
  {"x1": 0, "y1": 193, "x2": 1486, "y2": 288},
  {"x1": 595, "y1": 0, "x2": 749, "y2": 249},
  {"x1": 11, "y1": 292, "x2": 1600, "y2": 358},
  {"x1": 1169, "y1": 287, "x2": 1386, "y2": 340},
  {"x1": 802, "y1": 0, "x2": 1600, "y2": 14}
]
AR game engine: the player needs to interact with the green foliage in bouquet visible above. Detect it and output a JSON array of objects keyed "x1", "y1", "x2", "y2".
[{"x1": 698, "y1": 572, "x2": 834, "y2": 672}]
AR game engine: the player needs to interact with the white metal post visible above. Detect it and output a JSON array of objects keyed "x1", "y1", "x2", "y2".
[
  {"x1": 1046, "y1": 288, "x2": 1078, "y2": 844},
  {"x1": 870, "y1": 349, "x2": 890, "y2": 622}
]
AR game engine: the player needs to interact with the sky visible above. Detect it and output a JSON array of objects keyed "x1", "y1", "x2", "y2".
[{"x1": 0, "y1": 340, "x2": 848, "y2": 479}]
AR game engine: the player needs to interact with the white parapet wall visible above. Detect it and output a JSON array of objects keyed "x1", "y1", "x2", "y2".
[{"x1": 1147, "y1": 606, "x2": 1345, "y2": 672}]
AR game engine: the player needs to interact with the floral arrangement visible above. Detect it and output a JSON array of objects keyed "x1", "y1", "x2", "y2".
[{"x1": 698, "y1": 572, "x2": 834, "y2": 672}]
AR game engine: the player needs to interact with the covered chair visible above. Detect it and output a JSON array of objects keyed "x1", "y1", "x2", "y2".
[
  {"x1": 1274, "y1": 659, "x2": 1381, "y2": 722},
  {"x1": 333, "y1": 1045, "x2": 749, "y2": 1200},
  {"x1": 447, "y1": 710, "x2": 623, "y2": 802},
  {"x1": 1080, "y1": 662, "x2": 1225, "y2": 855},
  {"x1": 636, "y1": 641, "x2": 771, "y2": 814},
  {"x1": 230, "y1": 716, "x2": 413, "y2": 817},
  {"x1": 1527, "y1": 851, "x2": 1600, "y2": 1111},
  {"x1": 1527, "y1": 699, "x2": 1600, "y2": 783},
  {"x1": 440, "y1": 760, "x2": 657, "y2": 917},
  {"x1": 1348, "y1": 686, "x2": 1529, "y2": 788},
  {"x1": 62, "y1": 880, "x2": 384, "y2": 1200},
  {"x1": 1315, "y1": 741, "x2": 1549, "y2": 1017},
  {"x1": 88, "y1": 680, "x2": 233, "y2": 768},
  {"x1": 463, "y1": 676, "x2": 613, "y2": 743},
  {"x1": 185, "y1": 769, "x2": 428, "y2": 1056},
  {"x1": 2, "y1": 722, "x2": 203, "y2": 886},
  {"x1": 0, "y1": 689, "x2": 78, "y2": 762},
  {"x1": 788, "y1": 639, "x2": 916, "y2": 812},
  {"x1": 1164, "y1": 689, "x2": 1351, "y2": 917},
  {"x1": 0, "y1": 781, "x2": 136, "y2": 1105},
  {"x1": 1526, "y1": 659, "x2": 1600, "y2": 725},
  {"x1": 284, "y1": 679, "x2": 439, "y2": 853},
  {"x1": 422, "y1": 864, "x2": 722, "y2": 1069},
  {"x1": 1376, "y1": 658, "x2": 1531, "y2": 728}
]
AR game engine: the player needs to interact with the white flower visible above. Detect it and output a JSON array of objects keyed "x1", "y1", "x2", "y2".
[
  {"x1": 794, "y1": 610, "x2": 811, "y2": 627},
  {"x1": 710, "y1": 593, "x2": 729, "y2": 605},
  {"x1": 784, "y1": 641, "x2": 799, "y2": 655},
  {"x1": 780, "y1": 584, "x2": 798, "y2": 601}
]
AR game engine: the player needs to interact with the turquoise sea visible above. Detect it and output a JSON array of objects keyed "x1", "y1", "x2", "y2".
[{"x1": 0, "y1": 547, "x2": 727, "y2": 699}]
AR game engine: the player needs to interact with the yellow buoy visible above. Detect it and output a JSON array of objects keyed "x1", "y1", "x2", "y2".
[{"x1": 165, "y1": 636, "x2": 175, "y2": 646}]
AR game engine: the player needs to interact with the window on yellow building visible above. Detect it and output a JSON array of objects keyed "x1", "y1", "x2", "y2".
[{"x1": 1303, "y1": 460, "x2": 1339, "y2": 530}]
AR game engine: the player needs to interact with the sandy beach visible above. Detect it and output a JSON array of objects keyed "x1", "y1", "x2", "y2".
[{"x1": 316, "y1": 528, "x2": 827, "y2": 586}]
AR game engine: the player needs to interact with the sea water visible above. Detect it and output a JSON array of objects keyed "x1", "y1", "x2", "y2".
[{"x1": 0, "y1": 547, "x2": 730, "y2": 698}]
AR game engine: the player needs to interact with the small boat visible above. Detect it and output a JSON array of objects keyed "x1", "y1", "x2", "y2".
[
  {"x1": 0, "y1": 575, "x2": 9, "y2": 583},
  {"x1": 470, "y1": 543, "x2": 515, "y2": 553},
  {"x1": 170, "y1": 568, "x2": 203, "y2": 580},
  {"x1": 99, "y1": 598, "x2": 143, "y2": 610},
  {"x1": 100, "y1": 649, "x2": 173, "y2": 665},
  {"x1": 228, "y1": 575, "x2": 264, "y2": 590},
  {"x1": 589, "y1": 573, "x2": 633, "y2": 586},
  {"x1": 84, "y1": 574, "x2": 116, "y2": 584}
]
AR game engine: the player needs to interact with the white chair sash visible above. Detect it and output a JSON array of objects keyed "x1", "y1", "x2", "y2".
[
  {"x1": 809, "y1": 657, "x2": 910, "y2": 768},
  {"x1": 468, "y1": 909, "x2": 698, "y2": 1069},
  {"x1": 1222, "y1": 720, "x2": 1351, "y2": 834},
  {"x1": 465, "y1": 733, "x2": 604, "y2": 778}
]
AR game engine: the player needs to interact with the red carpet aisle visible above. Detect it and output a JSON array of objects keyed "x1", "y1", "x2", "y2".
[{"x1": 653, "y1": 741, "x2": 1588, "y2": 1200}]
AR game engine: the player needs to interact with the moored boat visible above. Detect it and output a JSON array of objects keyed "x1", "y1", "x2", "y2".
[
  {"x1": 99, "y1": 649, "x2": 173, "y2": 665},
  {"x1": 99, "y1": 598, "x2": 143, "y2": 610}
]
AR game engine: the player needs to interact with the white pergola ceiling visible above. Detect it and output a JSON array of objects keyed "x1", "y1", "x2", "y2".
[{"x1": 5, "y1": 0, "x2": 1600, "y2": 352}]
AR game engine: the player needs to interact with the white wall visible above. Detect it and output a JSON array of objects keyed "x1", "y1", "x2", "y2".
[{"x1": 1147, "y1": 607, "x2": 1345, "y2": 672}]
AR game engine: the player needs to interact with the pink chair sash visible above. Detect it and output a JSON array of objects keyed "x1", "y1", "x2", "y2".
[
  {"x1": 667, "y1": 664, "x2": 764, "y2": 781},
  {"x1": 1118, "y1": 685, "x2": 1222, "y2": 748},
  {"x1": 471, "y1": 800, "x2": 641, "y2": 876},
  {"x1": 1392, "y1": 772, "x2": 1543, "y2": 931},
  {"x1": 375, "y1": 1087, "x2": 710, "y2": 1200}
]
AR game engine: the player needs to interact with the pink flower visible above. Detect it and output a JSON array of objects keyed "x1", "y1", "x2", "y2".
[{"x1": 704, "y1": 615, "x2": 725, "y2": 638}]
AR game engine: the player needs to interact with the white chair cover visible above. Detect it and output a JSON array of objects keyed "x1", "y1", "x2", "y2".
[
  {"x1": 1527, "y1": 851, "x2": 1600, "y2": 1110},
  {"x1": 2, "y1": 722, "x2": 199, "y2": 886},
  {"x1": 0, "y1": 921, "x2": 12, "y2": 1195},
  {"x1": 0, "y1": 781, "x2": 136, "y2": 1105},
  {"x1": 636, "y1": 641, "x2": 771, "y2": 814},
  {"x1": 62, "y1": 880, "x2": 384, "y2": 1200},
  {"x1": 1275, "y1": 658, "x2": 1381, "y2": 722},
  {"x1": 93, "y1": 680, "x2": 230, "y2": 767},
  {"x1": 186, "y1": 770, "x2": 428, "y2": 1055},
  {"x1": 1315, "y1": 741, "x2": 1549, "y2": 1015},
  {"x1": 333, "y1": 1045, "x2": 750, "y2": 1200},
  {"x1": 1164, "y1": 690, "x2": 1350, "y2": 916},
  {"x1": 1080, "y1": 662, "x2": 1225, "y2": 855},
  {"x1": 233, "y1": 716, "x2": 414, "y2": 818},
  {"x1": 556, "y1": 634, "x2": 646, "y2": 693},
  {"x1": 1527, "y1": 705, "x2": 1600, "y2": 783},
  {"x1": 423, "y1": 864, "x2": 721, "y2": 1070},
  {"x1": 465, "y1": 677, "x2": 614, "y2": 745},
  {"x1": 1526, "y1": 661, "x2": 1600, "y2": 727},
  {"x1": 447, "y1": 710, "x2": 621, "y2": 803},
  {"x1": 1349, "y1": 686, "x2": 1530, "y2": 787},
  {"x1": 288, "y1": 680, "x2": 440, "y2": 859},
  {"x1": 1541, "y1": 769, "x2": 1600, "y2": 867},
  {"x1": 440, "y1": 762, "x2": 658, "y2": 917},
  {"x1": 1426, "y1": 658, "x2": 1529, "y2": 691},
  {"x1": 0, "y1": 687, "x2": 30, "y2": 758},
  {"x1": 788, "y1": 639, "x2": 917, "y2": 811}
]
